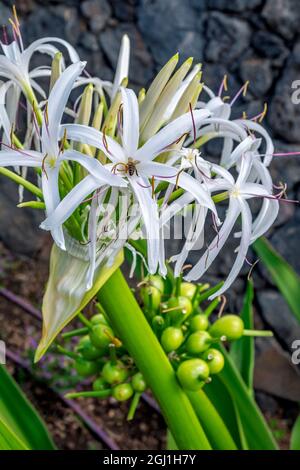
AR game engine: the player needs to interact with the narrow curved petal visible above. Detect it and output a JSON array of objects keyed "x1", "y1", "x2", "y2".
[
  {"x1": 209, "y1": 199, "x2": 252, "y2": 299},
  {"x1": 185, "y1": 198, "x2": 240, "y2": 281},
  {"x1": 0, "y1": 150, "x2": 42, "y2": 167},
  {"x1": 22, "y1": 37, "x2": 80, "y2": 68},
  {"x1": 112, "y1": 35, "x2": 130, "y2": 99},
  {"x1": 236, "y1": 153, "x2": 254, "y2": 186},
  {"x1": 40, "y1": 175, "x2": 101, "y2": 230},
  {"x1": 120, "y1": 87, "x2": 139, "y2": 156},
  {"x1": 235, "y1": 119, "x2": 274, "y2": 166},
  {"x1": 42, "y1": 166, "x2": 65, "y2": 250},
  {"x1": 141, "y1": 161, "x2": 218, "y2": 219},
  {"x1": 135, "y1": 108, "x2": 211, "y2": 161},
  {"x1": 130, "y1": 177, "x2": 160, "y2": 273},
  {"x1": 59, "y1": 149, "x2": 127, "y2": 187},
  {"x1": 43, "y1": 61, "x2": 86, "y2": 152},
  {"x1": 60, "y1": 124, "x2": 125, "y2": 163}
]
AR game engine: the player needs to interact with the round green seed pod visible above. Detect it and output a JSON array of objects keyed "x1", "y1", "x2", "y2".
[
  {"x1": 202, "y1": 348, "x2": 225, "y2": 374},
  {"x1": 177, "y1": 359, "x2": 210, "y2": 391},
  {"x1": 112, "y1": 383, "x2": 134, "y2": 402},
  {"x1": 190, "y1": 314, "x2": 209, "y2": 332},
  {"x1": 186, "y1": 330, "x2": 212, "y2": 355},
  {"x1": 161, "y1": 327, "x2": 184, "y2": 353},
  {"x1": 209, "y1": 315, "x2": 244, "y2": 341}
]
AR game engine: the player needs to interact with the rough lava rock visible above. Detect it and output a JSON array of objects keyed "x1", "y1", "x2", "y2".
[
  {"x1": 208, "y1": 0, "x2": 262, "y2": 11},
  {"x1": 240, "y1": 57, "x2": 273, "y2": 97},
  {"x1": 205, "y1": 12, "x2": 251, "y2": 64},
  {"x1": 262, "y1": 0, "x2": 300, "y2": 41}
]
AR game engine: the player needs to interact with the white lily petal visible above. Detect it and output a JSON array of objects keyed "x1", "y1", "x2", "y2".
[
  {"x1": 42, "y1": 166, "x2": 65, "y2": 250},
  {"x1": 209, "y1": 199, "x2": 252, "y2": 299},
  {"x1": 111, "y1": 35, "x2": 130, "y2": 99},
  {"x1": 236, "y1": 153, "x2": 253, "y2": 186},
  {"x1": 235, "y1": 119, "x2": 274, "y2": 166},
  {"x1": 141, "y1": 161, "x2": 218, "y2": 219},
  {"x1": 130, "y1": 177, "x2": 160, "y2": 273},
  {"x1": 43, "y1": 61, "x2": 86, "y2": 153},
  {"x1": 240, "y1": 182, "x2": 270, "y2": 198},
  {"x1": 41, "y1": 175, "x2": 101, "y2": 230},
  {"x1": 0, "y1": 150, "x2": 42, "y2": 167},
  {"x1": 60, "y1": 124, "x2": 125, "y2": 163},
  {"x1": 185, "y1": 198, "x2": 240, "y2": 281},
  {"x1": 226, "y1": 136, "x2": 257, "y2": 169},
  {"x1": 59, "y1": 149, "x2": 127, "y2": 187},
  {"x1": 249, "y1": 198, "x2": 279, "y2": 243},
  {"x1": 22, "y1": 37, "x2": 80, "y2": 68},
  {"x1": 87, "y1": 190, "x2": 106, "y2": 290},
  {"x1": 120, "y1": 87, "x2": 139, "y2": 155},
  {"x1": 135, "y1": 109, "x2": 211, "y2": 161}
]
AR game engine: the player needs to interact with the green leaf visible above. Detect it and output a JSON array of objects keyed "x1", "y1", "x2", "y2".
[
  {"x1": 187, "y1": 390, "x2": 237, "y2": 449},
  {"x1": 0, "y1": 419, "x2": 29, "y2": 450},
  {"x1": 35, "y1": 244, "x2": 123, "y2": 362},
  {"x1": 205, "y1": 375, "x2": 246, "y2": 449},
  {"x1": 216, "y1": 345, "x2": 278, "y2": 450},
  {"x1": 230, "y1": 280, "x2": 255, "y2": 392},
  {"x1": 253, "y1": 237, "x2": 300, "y2": 324},
  {"x1": 0, "y1": 365, "x2": 55, "y2": 449},
  {"x1": 291, "y1": 415, "x2": 300, "y2": 450}
]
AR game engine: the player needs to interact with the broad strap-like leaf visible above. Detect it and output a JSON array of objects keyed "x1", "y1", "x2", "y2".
[
  {"x1": 35, "y1": 243, "x2": 123, "y2": 362},
  {"x1": 253, "y1": 237, "x2": 300, "y2": 324},
  {"x1": 291, "y1": 415, "x2": 300, "y2": 450},
  {"x1": 0, "y1": 419, "x2": 28, "y2": 450},
  {"x1": 216, "y1": 345, "x2": 278, "y2": 450},
  {"x1": 0, "y1": 365, "x2": 55, "y2": 449},
  {"x1": 230, "y1": 280, "x2": 255, "y2": 393}
]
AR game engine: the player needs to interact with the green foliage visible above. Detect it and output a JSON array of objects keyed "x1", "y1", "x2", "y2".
[
  {"x1": 253, "y1": 237, "x2": 300, "y2": 324},
  {"x1": 0, "y1": 365, "x2": 55, "y2": 450}
]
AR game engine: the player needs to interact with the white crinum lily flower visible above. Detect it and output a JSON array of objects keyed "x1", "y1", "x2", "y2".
[
  {"x1": 40, "y1": 87, "x2": 219, "y2": 274},
  {"x1": 185, "y1": 151, "x2": 279, "y2": 298},
  {"x1": 0, "y1": 35, "x2": 80, "y2": 99},
  {"x1": 0, "y1": 61, "x2": 126, "y2": 249}
]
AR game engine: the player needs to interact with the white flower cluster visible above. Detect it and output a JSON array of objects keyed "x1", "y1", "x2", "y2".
[{"x1": 0, "y1": 9, "x2": 281, "y2": 298}]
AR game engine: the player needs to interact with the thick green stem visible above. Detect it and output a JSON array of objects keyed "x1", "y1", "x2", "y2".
[
  {"x1": 98, "y1": 268, "x2": 211, "y2": 450},
  {"x1": 0, "y1": 167, "x2": 43, "y2": 199},
  {"x1": 187, "y1": 390, "x2": 237, "y2": 450}
]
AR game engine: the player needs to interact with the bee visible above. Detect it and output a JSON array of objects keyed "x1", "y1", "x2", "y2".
[{"x1": 111, "y1": 158, "x2": 140, "y2": 177}]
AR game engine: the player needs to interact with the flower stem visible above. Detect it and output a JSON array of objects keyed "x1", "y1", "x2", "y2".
[
  {"x1": 0, "y1": 167, "x2": 43, "y2": 199},
  {"x1": 65, "y1": 390, "x2": 112, "y2": 399},
  {"x1": 243, "y1": 329, "x2": 273, "y2": 337},
  {"x1": 98, "y1": 268, "x2": 211, "y2": 450}
]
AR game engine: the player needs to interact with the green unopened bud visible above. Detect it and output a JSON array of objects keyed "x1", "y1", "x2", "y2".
[{"x1": 49, "y1": 52, "x2": 63, "y2": 91}]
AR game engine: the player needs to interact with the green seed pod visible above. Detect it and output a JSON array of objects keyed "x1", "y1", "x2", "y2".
[
  {"x1": 209, "y1": 315, "x2": 244, "y2": 341},
  {"x1": 180, "y1": 282, "x2": 196, "y2": 300},
  {"x1": 74, "y1": 358, "x2": 99, "y2": 377},
  {"x1": 166, "y1": 296, "x2": 193, "y2": 324},
  {"x1": 140, "y1": 285, "x2": 162, "y2": 310},
  {"x1": 90, "y1": 313, "x2": 109, "y2": 326},
  {"x1": 102, "y1": 360, "x2": 129, "y2": 385},
  {"x1": 177, "y1": 359, "x2": 210, "y2": 391},
  {"x1": 161, "y1": 327, "x2": 184, "y2": 353},
  {"x1": 89, "y1": 323, "x2": 114, "y2": 349},
  {"x1": 92, "y1": 376, "x2": 108, "y2": 392},
  {"x1": 202, "y1": 348, "x2": 225, "y2": 374},
  {"x1": 145, "y1": 275, "x2": 164, "y2": 293},
  {"x1": 190, "y1": 314, "x2": 209, "y2": 332},
  {"x1": 131, "y1": 372, "x2": 147, "y2": 393},
  {"x1": 76, "y1": 335, "x2": 104, "y2": 360},
  {"x1": 112, "y1": 383, "x2": 134, "y2": 402},
  {"x1": 186, "y1": 331, "x2": 212, "y2": 355}
]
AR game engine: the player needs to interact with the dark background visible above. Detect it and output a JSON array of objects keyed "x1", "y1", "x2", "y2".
[{"x1": 0, "y1": 0, "x2": 299, "y2": 445}]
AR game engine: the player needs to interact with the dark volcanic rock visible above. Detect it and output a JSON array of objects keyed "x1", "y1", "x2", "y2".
[
  {"x1": 257, "y1": 290, "x2": 300, "y2": 348},
  {"x1": 240, "y1": 58, "x2": 273, "y2": 97},
  {"x1": 252, "y1": 31, "x2": 288, "y2": 66},
  {"x1": 268, "y1": 60, "x2": 300, "y2": 143},
  {"x1": 254, "y1": 338, "x2": 300, "y2": 401},
  {"x1": 208, "y1": 0, "x2": 262, "y2": 11},
  {"x1": 81, "y1": 0, "x2": 112, "y2": 33},
  {"x1": 205, "y1": 12, "x2": 251, "y2": 64},
  {"x1": 262, "y1": 0, "x2": 300, "y2": 41},
  {"x1": 110, "y1": 0, "x2": 136, "y2": 22},
  {"x1": 269, "y1": 212, "x2": 300, "y2": 275},
  {"x1": 138, "y1": 0, "x2": 204, "y2": 66},
  {"x1": 0, "y1": 178, "x2": 46, "y2": 256},
  {"x1": 100, "y1": 23, "x2": 154, "y2": 86}
]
